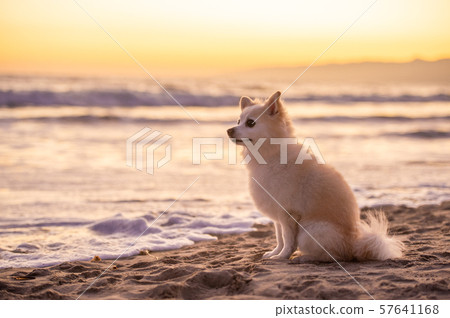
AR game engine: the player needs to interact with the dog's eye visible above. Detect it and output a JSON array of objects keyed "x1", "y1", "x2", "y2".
[
  {"x1": 237, "y1": 119, "x2": 240, "y2": 125},
  {"x1": 245, "y1": 119, "x2": 255, "y2": 128}
]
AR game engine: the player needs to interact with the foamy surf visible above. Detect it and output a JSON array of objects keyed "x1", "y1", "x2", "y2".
[{"x1": 0, "y1": 210, "x2": 270, "y2": 269}]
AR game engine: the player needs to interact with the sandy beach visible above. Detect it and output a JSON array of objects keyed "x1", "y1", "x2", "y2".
[{"x1": 1, "y1": 202, "x2": 448, "y2": 300}]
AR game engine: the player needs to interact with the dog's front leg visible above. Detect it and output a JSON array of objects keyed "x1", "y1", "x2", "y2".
[
  {"x1": 262, "y1": 222, "x2": 283, "y2": 258},
  {"x1": 270, "y1": 218, "x2": 297, "y2": 259}
]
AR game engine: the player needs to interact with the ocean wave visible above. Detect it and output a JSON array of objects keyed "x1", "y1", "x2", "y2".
[
  {"x1": 0, "y1": 218, "x2": 91, "y2": 229},
  {"x1": 0, "y1": 89, "x2": 238, "y2": 107},
  {"x1": 384, "y1": 130, "x2": 450, "y2": 139},
  {"x1": 2, "y1": 114, "x2": 449, "y2": 125},
  {"x1": 89, "y1": 216, "x2": 162, "y2": 236},
  {"x1": 1, "y1": 89, "x2": 449, "y2": 107},
  {"x1": 296, "y1": 115, "x2": 450, "y2": 123},
  {"x1": 0, "y1": 211, "x2": 270, "y2": 269},
  {"x1": 289, "y1": 94, "x2": 450, "y2": 104}
]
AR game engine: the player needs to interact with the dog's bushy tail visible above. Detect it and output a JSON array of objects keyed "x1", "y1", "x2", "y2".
[{"x1": 353, "y1": 211, "x2": 404, "y2": 261}]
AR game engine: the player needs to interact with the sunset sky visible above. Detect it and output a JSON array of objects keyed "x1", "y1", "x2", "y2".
[{"x1": 1, "y1": 0, "x2": 449, "y2": 77}]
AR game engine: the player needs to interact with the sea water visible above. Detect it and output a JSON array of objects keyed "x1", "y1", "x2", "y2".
[{"x1": 0, "y1": 75, "x2": 449, "y2": 268}]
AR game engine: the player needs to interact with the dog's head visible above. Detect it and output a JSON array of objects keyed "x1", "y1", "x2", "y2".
[{"x1": 227, "y1": 91, "x2": 293, "y2": 145}]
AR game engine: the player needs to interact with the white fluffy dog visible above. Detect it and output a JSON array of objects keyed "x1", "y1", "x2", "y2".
[{"x1": 227, "y1": 91, "x2": 404, "y2": 261}]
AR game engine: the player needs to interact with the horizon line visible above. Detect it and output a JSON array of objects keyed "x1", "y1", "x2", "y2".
[{"x1": 1, "y1": 57, "x2": 449, "y2": 79}]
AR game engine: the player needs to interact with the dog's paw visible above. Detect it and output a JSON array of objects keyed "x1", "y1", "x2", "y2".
[
  {"x1": 289, "y1": 255, "x2": 317, "y2": 263},
  {"x1": 263, "y1": 249, "x2": 282, "y2": 258}
]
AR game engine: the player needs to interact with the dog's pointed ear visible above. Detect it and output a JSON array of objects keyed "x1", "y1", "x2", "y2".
[
  {"x1": 265, "y1": 91, "x2": 282, "y2": 116},
  {"x1": 240, "y1": 96, "x2": 254, "y2": 110}
]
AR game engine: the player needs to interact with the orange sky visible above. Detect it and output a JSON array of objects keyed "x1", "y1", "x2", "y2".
[{"x1": 1, "y1": 0, "x2": 449, "y2": 77}]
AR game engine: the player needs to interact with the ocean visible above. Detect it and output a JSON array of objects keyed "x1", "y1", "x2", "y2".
[{"x1": 0, "y1": 74, "x2": 449, "y2": 268}]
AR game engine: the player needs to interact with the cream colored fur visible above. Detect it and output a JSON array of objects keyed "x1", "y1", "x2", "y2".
[{"x1": 227, "y1": 91, "x2": 404, "y2": 261}]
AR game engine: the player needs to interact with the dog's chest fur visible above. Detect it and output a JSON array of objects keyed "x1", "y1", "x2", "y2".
[{"x1": 247, "y1": 159, "x2": 304, "y2": 221}]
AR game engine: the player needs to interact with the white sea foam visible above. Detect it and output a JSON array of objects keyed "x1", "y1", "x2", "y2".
[{"x1": 0, "y1": 211, "x2": 270, "y2": 269}]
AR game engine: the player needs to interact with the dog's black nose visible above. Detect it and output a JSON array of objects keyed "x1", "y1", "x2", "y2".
[{"x1": 227, "y1": 128, "x2": 234, "y2": 137}]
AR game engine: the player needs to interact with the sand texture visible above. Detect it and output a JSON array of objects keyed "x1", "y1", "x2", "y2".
[{"x1": 0, "y1": 203, "x2": 449, "y2": 300}]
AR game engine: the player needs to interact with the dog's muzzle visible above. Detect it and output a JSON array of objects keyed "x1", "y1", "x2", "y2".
[{"x1": 227, "y1": 127, "x2": 235, "y2": 138}]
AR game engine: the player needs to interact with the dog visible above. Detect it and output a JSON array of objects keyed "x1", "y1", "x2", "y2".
[{"x1": 227, "y1": 91, "x2": 404, "y2": 261}]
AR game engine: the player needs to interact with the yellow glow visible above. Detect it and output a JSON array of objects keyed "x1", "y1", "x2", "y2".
[{"x1": 1, "y1": 0, "x2": 449, "y2": 76}]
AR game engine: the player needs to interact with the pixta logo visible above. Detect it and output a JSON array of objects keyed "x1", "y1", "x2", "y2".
[
  {"x1": 126, "y1": 128, "x2": 325, "y2": 175},
  {"x1": 126, "y1": 127, "x2": 172, "y2": 175}
]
